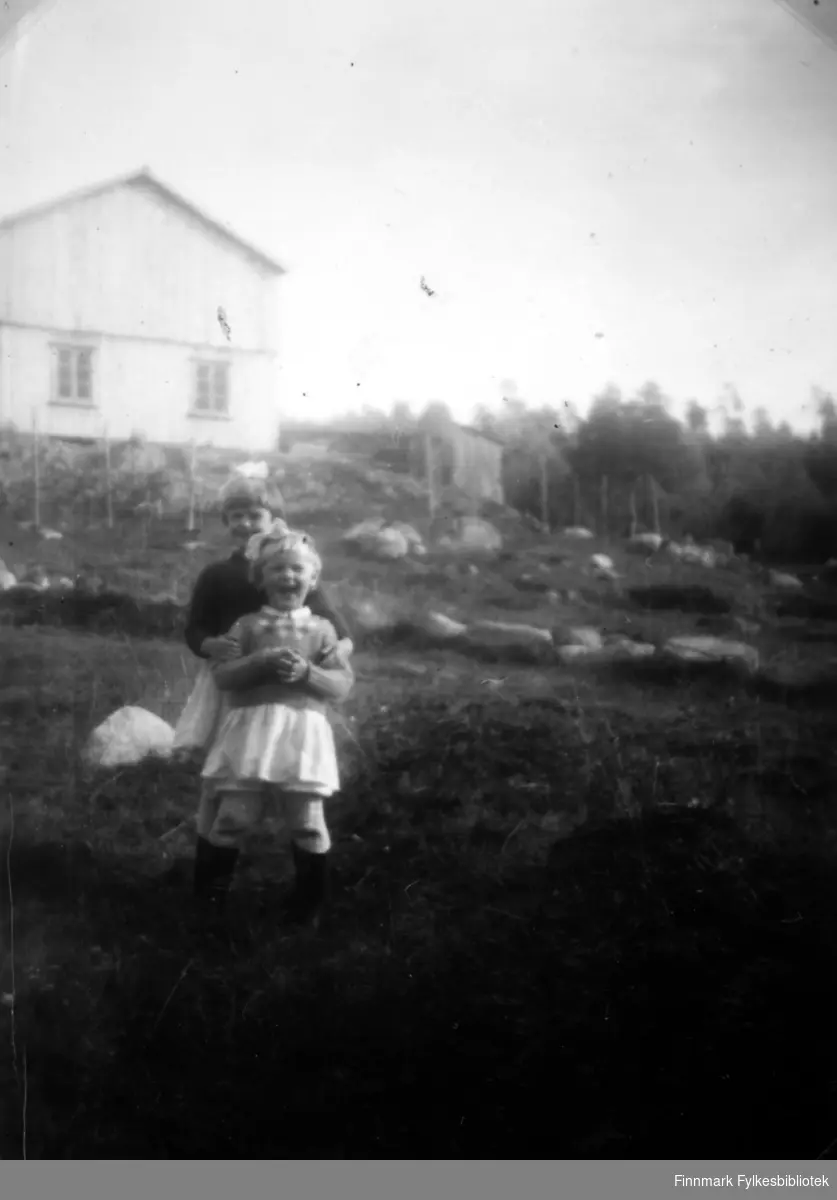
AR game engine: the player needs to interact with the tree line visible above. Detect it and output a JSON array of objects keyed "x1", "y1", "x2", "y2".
[{"x1": 347, "y1": 383, "x2": 837, "y2": 564}]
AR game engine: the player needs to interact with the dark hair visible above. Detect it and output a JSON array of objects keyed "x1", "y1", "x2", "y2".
[{"x1": 219, "y1": 477, "x2": 286, "y2": 519}]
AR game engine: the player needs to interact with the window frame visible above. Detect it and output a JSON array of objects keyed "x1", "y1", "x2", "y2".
[
  {"x1": 49, "y1": 343, "x2": 97, "y2": 409},
  {"x1": 189, "y1": 358, "x2": 232, "y2": 421}
]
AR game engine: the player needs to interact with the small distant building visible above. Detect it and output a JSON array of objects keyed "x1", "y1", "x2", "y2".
[
  {"x1": 0, "y1": 168, "x2": 284, "y2": 453},
  {"x1": 280, "y1": 415, "x2": 506, "y2": 508}
]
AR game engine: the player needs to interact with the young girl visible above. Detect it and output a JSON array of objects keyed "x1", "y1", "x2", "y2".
[
  {"x1": 193, "y1": 528, "x2": 354, "y2": 929},
  {"x1": 172, "y1": 476, "x2": 353, "y2": 890}
]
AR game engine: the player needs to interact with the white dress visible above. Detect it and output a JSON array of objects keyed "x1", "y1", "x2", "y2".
[
  {"x1": 172, "y1": 662, "x2": 230, "y2": 755},
  {"x1": 200, "y1": 606, "x2": 341, "y2": 798}
]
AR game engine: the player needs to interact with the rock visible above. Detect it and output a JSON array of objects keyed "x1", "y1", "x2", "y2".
[
  {"x1": 667, "y1": 542, "x2": 717, "y2": 568},
  {"x1": 83, "y1": 705, "x2": 175, "y2": 769},
  {"x1": 421, "y1": 612, "x2": 468, "y2": 640},
  {"x1": 38, "y1": 527, "x2": 63, "y2": 541},
  {"x1": 346, "y1": 596, "x2": 398, "y2": 634},
  {"x1": 0, "y1": 569, "x2": 17, "y2": 592},
  {"x1": 22, "y1": 567, "x2": 49, "y2": 590},
  {"x1": 389, "y1": 522, "x2": 425, "y2": 551},
  {"x1": 437, "y1": 517, "x2": 503, "y2": 555},
  {"x1": 557, "y1": 640, "x2": 656, "y2": 666},
  {"x1": 343, "y1": 518, "x2": 386, "y2": 543},
  {"x1": 766, "y1": 570, "x2": 803, "y2": 591},
  {"x1": 626, "y1": 533, "x2": 664, "y2": 554},
  {"x1": 607, "y1": 639, "x2": 657, "y2": 660},
  {"x1": 556, "y1": 644, "x2": 593, "y2": 664},
  {"x1": 52, "y1": 576, "x2": 75, "y2": 592},
  {"x1": 359, "y1": 528, "x2": 411, "y2": 560},
  {"x1": 561, "y1": 526, "x2": 595, "y2": 539},
  {"x1": 514, "y1": 574, "x2": 552, "y2": 594},
  {"x1": 464, "y1": 619, "x2": 554, "y2": 662},
  {"x1": 553, "y1": 625, "x2": 603, "y2": 651},
  {"x1": 589, "y1": 553, "x2": 620, "y2": 582},
  {"x1": 662, "y1": 636, "x2": 759, "y2": 674},
  {"x1": 590, "y1": 553, "x2": 614, "y2": 573},
  {"x1": 628, "y1": 584, "x2": 731, "y2": 615},
  {"x1": 234, "y1": 460, "x2": 270, "y2": 480}
]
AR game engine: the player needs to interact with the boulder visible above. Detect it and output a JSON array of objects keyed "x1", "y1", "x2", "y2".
[
  {"x1": 561, "y1": 526, "x2": 594, "y2": 539},
  {"x1": 590, "y1": 553, "x2": 614, "y2": 573},
  {"x1": 464, "y1": 619, "x2": 553, "y2": 662},
  {"x1": 389, "y1": 522, "x2": 425, "y2": 550},
  {"x1": 553, "y1": 625, "x2": 603, "y2": 651},
  {"x1": 766, "y1": 570, "x2": 803, "y2": 591},
  {"x1": 421, "y1": 612, "x2": 468, "y2": 640},
  {"x1": 628, "y1": 584, "x2": 731, "y2": 615},
  {"x1": 514, "y1": 573, "x2": 552, "y2": 594},
  {"x1": 626, "y1": 533, "x2": 664, "y2": 554},
  {"x1": 437, "y1": 517, "x2": 502, "y2": 555},
  {"x1": 662, "y1": 636, "x2": 759, "y2": 675},
  {"x1": 360, "y1": 528, "x2": 411, "y2": 560},
  {"x1": 666, "y1": 542, "x2": 717, "y2": 568},
  {"x1": 343, "y1": 518, "x2": 386, "y2": 544},
  {"x1": 556, "y1": 640, "x2": 656, "y2": 666},
  {"x1": 83, "y1": 705, "x2": 175, "y2": 769},
  {"x1": 0, "y1": 569, "x2": 17, "y2": 592}
]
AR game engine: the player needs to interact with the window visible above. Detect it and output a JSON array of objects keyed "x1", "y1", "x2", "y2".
[
  {"x1": 53, "y1": 346, "x2": 95, "y2": 406},
  {"x1": 193, "y1": 361, "x2": 230, "y2": 416}
]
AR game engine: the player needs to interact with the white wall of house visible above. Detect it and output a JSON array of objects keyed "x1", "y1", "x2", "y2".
[
  {"x1": 0, "y1": 178, "x2": 281, "y2": 451},
  {"x1": 0, "y1": 324, "x2": 278, "y2": 452}
]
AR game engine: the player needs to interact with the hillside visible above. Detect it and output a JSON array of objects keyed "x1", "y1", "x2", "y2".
[{"x1": 1, "y1": 442, "x2": 837, "y2": 1158}]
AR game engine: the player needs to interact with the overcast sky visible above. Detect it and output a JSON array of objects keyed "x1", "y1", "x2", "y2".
[{"x1": 1, "y1": 0, "x2": 836, "y2": 430}]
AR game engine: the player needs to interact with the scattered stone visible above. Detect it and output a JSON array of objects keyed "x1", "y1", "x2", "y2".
[
  {"x1": 462, "y1": 619, "x2": 554, "y2": 664},
  {"x1": 421, "y1": 612, "x2": 468, "y2": 640},
  {"x1": 437, "y1": 516, "x2": 502, "y2": 555},
  {"x1": 83, "y1": 705, "x2": 175, "y2": 769},
  {"x1": 626, "y1": 532, "x2": 664, "y2": 554},
  {"x1": 553, "y1": 625, "x2": 603, "y2": 651},
  {"x1": 514, "y1": 574, "x2": 552, "y2": 594},
  {"x1": 766, "y1": 570, "x2": 803, "y2": 591},
  {"x1": 662, "y1": 636, "x2": 759, "y2": 675},
  {"x1": 628, "y1": 584, "x2": 731, "y2": 615}
]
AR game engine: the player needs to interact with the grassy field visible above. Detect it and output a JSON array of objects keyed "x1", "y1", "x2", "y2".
[{"x1": 1, "y1": 514, "x2": 837, "y2": 1158}]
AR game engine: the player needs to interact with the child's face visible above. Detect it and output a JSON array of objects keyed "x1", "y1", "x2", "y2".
[
  {"x1": 261, "y1": 549, "x2": 318, "y2": 609},
  {"x1": 225, "y1": 504, "x2": 272, "y2": 548}
]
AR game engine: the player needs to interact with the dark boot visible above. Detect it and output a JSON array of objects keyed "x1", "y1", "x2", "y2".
[
  {"x1": 286, "y1": 843, "x2": 330, "y2": 929},
  {"x1": 193, "y1": 836, "x2": 240, "y2": 915}
]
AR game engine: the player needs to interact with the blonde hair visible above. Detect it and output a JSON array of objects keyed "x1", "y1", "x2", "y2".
[{"x1": 245, "y1": 526, "x2": 322, "y2": 590}]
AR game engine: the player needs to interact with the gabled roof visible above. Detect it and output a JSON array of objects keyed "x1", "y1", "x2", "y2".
[{"x1": 0, "y1": 167, "x2": 285, "y2": 275}]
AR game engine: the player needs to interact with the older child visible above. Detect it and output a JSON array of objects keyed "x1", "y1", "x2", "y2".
[
  {"x1": 173, "y1": 477, "x2": 352, "y2": 893},
  {"x1": 195, "y1": 528, "x2": 354, "y2": 929}
]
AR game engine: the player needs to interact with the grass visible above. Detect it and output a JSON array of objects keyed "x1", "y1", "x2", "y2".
[{"x1": 1, "y1": 606, "x2": 837, "y2": 1158}]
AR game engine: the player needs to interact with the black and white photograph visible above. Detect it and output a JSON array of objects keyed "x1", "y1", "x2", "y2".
[{"x1": 1, "y1": 0, "x2": 837, "y2": 1168}]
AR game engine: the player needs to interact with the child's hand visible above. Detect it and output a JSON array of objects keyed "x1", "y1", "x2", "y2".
[
  {"x1": 273, "y1": 649, "x2": 309, "y2": 683},
  {"x1": 202, "y1": 635, "x2": 239, "y2": 661}
]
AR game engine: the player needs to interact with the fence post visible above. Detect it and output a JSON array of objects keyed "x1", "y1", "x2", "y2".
[
  {"x1": 103, "y1": 425, "x2": 114, "y2": 529},
  {"x1": 187, "y1": 439, "x2": 197, "y2": 532},
  {"x1": 424, "y1": 433, "x2": 437, "y2": 518},
  {"x1": 31, "y1": 410, "x2": 41, "y2": 530},
  {"x1": 539, "y1": 453, "x2": 550, "y2": 532}
]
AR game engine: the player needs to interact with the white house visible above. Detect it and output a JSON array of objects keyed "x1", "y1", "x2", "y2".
[{"x1": 0, "y1": 169, "x2": 284, "y2": 453}]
